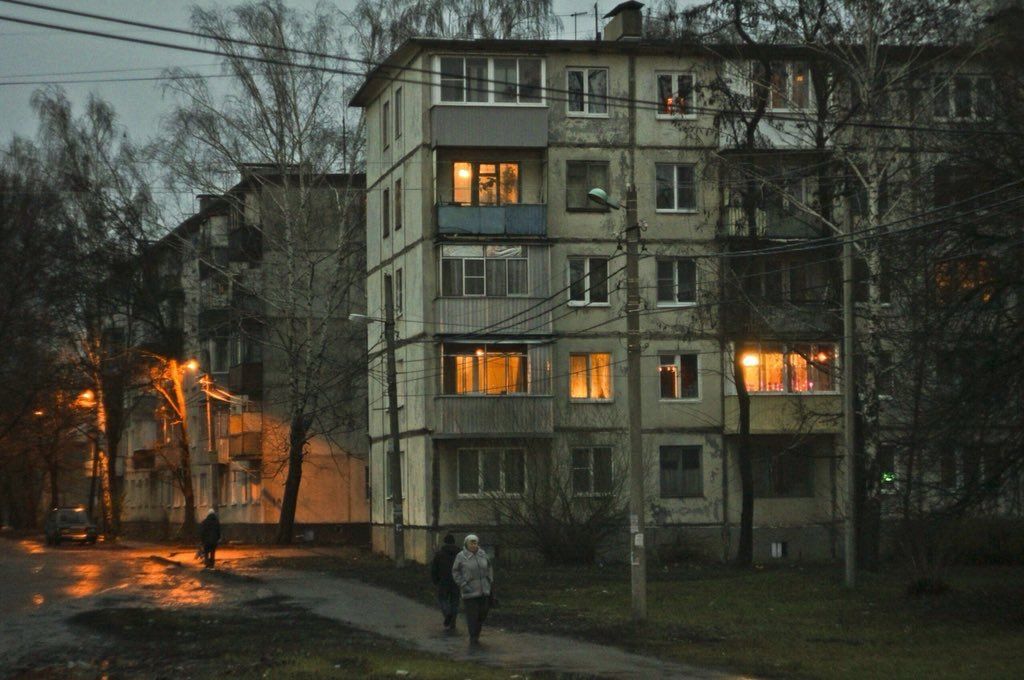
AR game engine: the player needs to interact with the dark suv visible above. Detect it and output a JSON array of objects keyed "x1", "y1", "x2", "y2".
[{"x1": 44, "y1": 507, "x2": 98, "y2": 545}]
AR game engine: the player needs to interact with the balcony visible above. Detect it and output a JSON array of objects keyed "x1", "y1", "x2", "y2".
[
  {"x1": 131, "y1": 448, "x2": 156, "y2": 471},
  {"x1": 434, "y1": 395, "x2": 553, "y2": 437},
  {"x1": 436, "y1": 204, "x2": 546, "y2": 237},
  {"x1": 228, "y1": 362, "x2": 263, "y2": 398},
  {"x1": 722, "y1": 205, "x2": 822, "y2": 240},
  {"x1": 229, "y1": 432, "x2": 262, "y2": 459},
  {"x1": 436, "y1": 297, "x2": 551, "y2": 334}
]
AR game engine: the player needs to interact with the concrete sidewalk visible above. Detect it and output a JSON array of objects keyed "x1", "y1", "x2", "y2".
[{"x1": 138, "y1": 541, "x2": 740, "y2": 680}]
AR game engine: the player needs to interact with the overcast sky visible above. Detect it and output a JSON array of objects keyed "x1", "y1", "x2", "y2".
[{"x1": 0, "y1": 0, "x2": 619, "y2": 146}]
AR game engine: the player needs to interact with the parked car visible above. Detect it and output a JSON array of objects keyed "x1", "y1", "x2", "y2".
[{"x1": 44, "y1": 507, "x2": 98, "y2": 546}]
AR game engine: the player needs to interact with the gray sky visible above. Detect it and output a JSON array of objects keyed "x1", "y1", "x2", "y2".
[{"x1": 0, "y1": 0, "x2": 617, "y2": 145}]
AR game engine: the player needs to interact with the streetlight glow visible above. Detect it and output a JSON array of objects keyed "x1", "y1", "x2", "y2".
[{"x1": 184, "y1": 359, "x2": 200, "y2": 372}]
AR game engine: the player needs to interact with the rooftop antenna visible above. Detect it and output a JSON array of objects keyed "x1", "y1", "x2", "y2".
[{"x1": 569, "y1": 11, "x2": 587, "y2": 39}]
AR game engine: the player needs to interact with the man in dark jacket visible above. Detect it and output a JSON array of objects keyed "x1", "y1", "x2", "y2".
[
  {"x1": 430, "y1": 534, "x2": 461, "y2": 630},
  {"x1": 198, "y1": 508, "x2": 221, "y2": 568}
]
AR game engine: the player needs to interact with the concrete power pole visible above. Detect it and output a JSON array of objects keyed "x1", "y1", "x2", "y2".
[
  {"x1": 842, "y1": 216, "x2": 857, "y2": 588},
  {"x1": 384, "y1": 274, "x2": 405, "y2": 567},
  {"x1": 625, "y1": 184, "x2": 647, "y2": 620}
]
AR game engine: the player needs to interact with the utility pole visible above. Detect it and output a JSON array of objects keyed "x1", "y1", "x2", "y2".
[
  {"x1": 625, "y1": 184, "x2": 647, "y2": 621},
  {"x1": 842, "y1": 214, "x2": 857, "y2": 588},
  {"x1": 383, "y1": 274, "x2": 405, "y2": 567},
  {"x1": 594, "y1": 3, "x2": 600, "y2": 40}
]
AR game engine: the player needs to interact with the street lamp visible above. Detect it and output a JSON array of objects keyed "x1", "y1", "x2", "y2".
[{"x1": 589, "y1": 184, "x2": 647, "y2": 622}]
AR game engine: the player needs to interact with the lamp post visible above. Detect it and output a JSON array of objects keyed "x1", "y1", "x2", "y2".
[{"x1": 589, "y1": 185, "x2": 646, "y2": 622}]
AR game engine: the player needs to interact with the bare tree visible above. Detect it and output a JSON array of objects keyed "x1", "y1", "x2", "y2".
[{"x1": 159, "y1": 1, "x2": 366, "y2": 543}]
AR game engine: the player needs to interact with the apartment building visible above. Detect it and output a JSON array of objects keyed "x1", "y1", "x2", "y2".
[
  {"x1": 120, "y1": 168, "x2": 370, "y2": 542},
  {"x1": 352, "y1": 2, "x2": 847, "y2": 563}
]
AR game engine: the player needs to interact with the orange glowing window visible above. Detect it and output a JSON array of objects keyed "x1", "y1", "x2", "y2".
[{"x1": 570, "y1": 353, "x2": 612, "y2": 400}]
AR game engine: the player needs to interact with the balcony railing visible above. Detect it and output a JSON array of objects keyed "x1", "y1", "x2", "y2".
[
  {"x1": 229, "y1": 432, "x2": 262, "y2": 459},
  {"x1": 435, "y1": 395, "x2": 553, "y2": 436},
  {"x1": 723, "y1": 205, "x2": 821, "y2": 239},
  {"x1": 436, "y1": 204, "x2": 546, "y2": 237}
]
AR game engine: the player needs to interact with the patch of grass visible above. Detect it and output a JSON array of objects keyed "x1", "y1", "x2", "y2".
[
  {"x1": 262, "y1": 551, "x2": 1024, "y2": 680},
  {"x1": 63, "y1": 605, "x2": 517, "y2": 679}
]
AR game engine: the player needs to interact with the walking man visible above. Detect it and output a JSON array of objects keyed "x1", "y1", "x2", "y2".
[
  {"x1": 430, "y1": 533, "x2": 461, "y2": 630},
  {"x1": 451, "y1": 533, "x2": 493, "y2": 644},
  {"x1": 199, "y1": 507, "x2": 221, "y2": 568}
]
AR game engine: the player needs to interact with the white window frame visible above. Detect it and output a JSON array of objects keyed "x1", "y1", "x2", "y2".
[
  {"x1": 753, "y1": 61, "x2": 812, "y2": 111},
  {"x1": 655, "y1": 163, "x2": 697, "y2": 213},
  {"x1": 394, "y1": 268, "x2": 403, "y2": 317},
  {"x1": 393, "y1": 178, "x2": 402, "y2": 231},
  {"x1": 658, "y1": 353, "x2": 700, "y2": 401},
  {"x1": 439, "y1": 244, "x2": 529, "y2": 298},
  {"x1": 656, "y1": 72, "x2": 696, "y2": 119},
  {"x1": 570, "y1": 446, "x2": 614, "y2": 496},
  {"x1": 566, "y1": 66, "x2": 609, "y2": 117},
  {"x1": 655, "y1": 257, "x2": 697, "y2": 306},
  {"x1": 567, "y1": 256, "x2": 610, "y2": 306},
  {"x1": 569, "y1": 352, "x2": 613, "y2": 402},
  {"x1": 565, "y1": 160, "x2": 611, "y2": 211},
  {"x1": 436, "y1": 56, "x2": 546, "y2": 106},
  {"x1": 456, "y1": 447, "x2": 526, "y2": 497}
]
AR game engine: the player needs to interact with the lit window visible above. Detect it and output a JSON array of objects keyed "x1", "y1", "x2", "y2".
[
  {"x1": 567, "y1": 67, "x2": 608, "y2": 115},
  {"x1": 458, "y1": 448, "x2": 525, "y2": 495},
  {"x1": 754, "y1": 62, "x2": 810, "y2": 110},
  {"x1": 659, "y1": 445, "x2": 702, "y2": 497},
  {"x1": 451, "y1": 162, "x2": 520, "y2": 206},
  {"x1": 571, "y1": 447, "x2": 613, "y2": 494},
  {"x1": 655, "y1": 164, "x2": 696, "y2": 211},
  {"x1": 569, "y1": 352, "x2": 612, "y2": 400},
  {"x1": 442, "y1": 344, "x2": 528, "y2": 395},
  {"x1": 659, "y1": 354, "x2": 699, "y2": 400},
  {"x1": 740, "y1": 344, "x2": 836, "y2": 393},
  {"x1": 657, "y1": 73, "x2": 695, "y2": 116},
  {"x1": 568, "y1": 256, "x2": 610, "y2": 304}
]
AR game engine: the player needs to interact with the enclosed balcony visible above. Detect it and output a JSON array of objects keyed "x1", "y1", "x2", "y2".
[
  {"x1": 435, "y1": 152, "x2": 546, "y2": 237},
  {"x1": 722, "y1": 204, "x2": 822, "y2": 240},
  {"x1": 435, "y1": 396, "x2": 554, "y2": 437}
]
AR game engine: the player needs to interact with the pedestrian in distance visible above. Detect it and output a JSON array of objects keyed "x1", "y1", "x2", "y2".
[
  {"x1": 198, "y1": 507, "x2": 221, "y2": 568},
  {"x1": 430, "y1": 533, "x2": 462, "y2": 631},
  {"x1": 451, "y1": 533, "x2": 493, "y2": 644}
]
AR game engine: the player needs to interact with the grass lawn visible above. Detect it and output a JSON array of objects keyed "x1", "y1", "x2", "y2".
[
  {"x1": 260, "y1": 550, "x2": 1024, "y2": 679},
  {"x1": 22, "y1": 599, "x2": 526, "y2": 680}
]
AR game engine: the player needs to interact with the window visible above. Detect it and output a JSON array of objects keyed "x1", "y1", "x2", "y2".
[
  {"x1": 208, "y1": 337, "x2": 229, "y2": 374},
  {"x1": 571, "y1": 447, "x2": 613, "y2": 494},
  {"x1": 933, "y1": 74, "x2": 993, "y2": 120},
  {"x1": 934, "y1": 257, "x2": 994, "y2": 303},
  {"x1": 394, "y1": 87, "x2": 402, "y2": 138},
  {"x1": 383, "y1": 448, "x2": 406, "y2": 501},
  {"x1": 394, "y1": 179, "x2": 402, "y2": 231},
  {"x1": 440, "y1": 56, "x2": 542, "y2": 104},
  {"x1": 458, "y1": 448, "x2": 525, "y2": 495},
  {"x1": 566, "y1": 161, "x2": 610, "y2": 210},
  {"x1": 382, "y1": 100, "x2": 390, "y2": 147},
  {"x1": 657, "y1": 73, "x2": 695, "y2": 116},
  {"x1": 659, "y1": 446, "x2": 702, "y2": 497},
  {"x1": 659, "y1": 354, "x2": 699, "y2": 400},
  {"x1": 754, "y1": 62, "x2": 810, "y2": 110},
  {"x1": 442, "y1": 343, "x2": 528, "y2": 395},
  {"x1": 440, "y1": 245, "x2": 528, "y2": 297},
  {"x1": 753, "y1": 444, "x2": 813, "y2": 498},
  {"x1": 746, "y1": 257, "x2": 831, "y2": 303},
  {"x1": 655, "y1": 164, "x2": 696, "y2": 212},
  {"x1": 382, "y1": 187, "x2": 390, "y2": 237},
  {"x1": 568, "y1": 256, "x2": 609, "y2": 305},
  {"x1": 452, "y1": 161, "x2": 520, "y2": 206},
  {"x1": 567, "y1": 67, "x2": 608, "y2": 115},
  {"x1": 394, "y1": 269, "x2": 403, "y2": 316},
  {"x1": 569, "y1": 352, "x2": 612, "y2": 400},
  {"x1": 656, "y1": 258, "x2": 697, "y2": 304},
  {"x1": 740, "y1": 343, "x2": 836, "y2": 393}
]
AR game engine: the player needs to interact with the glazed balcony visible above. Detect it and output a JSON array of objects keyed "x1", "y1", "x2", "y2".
[{"x1": 436, "y1": 204, "x2": 546, "y2": 237}]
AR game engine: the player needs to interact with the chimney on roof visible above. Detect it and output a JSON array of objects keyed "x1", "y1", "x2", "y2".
[{"x1": 603, "y1": 1, "x2": 644, "y2": 42}]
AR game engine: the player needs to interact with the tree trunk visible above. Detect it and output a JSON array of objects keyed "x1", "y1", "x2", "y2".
[
  {"x1": 734, "y1": 348, "x2": 755, "y2": 566},
  {"x1": 178, "y1": 440, "x2": 197, "y2": 539},
  {"x1": 275, "y1": 414, "x2": 307, "y2": 544}
]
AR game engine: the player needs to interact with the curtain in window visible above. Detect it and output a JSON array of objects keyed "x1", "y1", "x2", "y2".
[
  {"x1": 591, "y1": 353, "x2": 611, "y2": 399},
  {"x1": 569, "y1": 354, "x2": 589, "y2": 398},
  {"x1": 587, "y1": 69, "x2": 607, "y2": 113}
]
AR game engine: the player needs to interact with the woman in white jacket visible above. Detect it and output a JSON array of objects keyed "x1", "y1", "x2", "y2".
[{"x1": 451, "y1": 534, "x2": 493, "y2": 643}]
